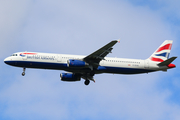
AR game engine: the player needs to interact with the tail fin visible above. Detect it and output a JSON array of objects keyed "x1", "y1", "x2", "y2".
[{"x1": 148, "y1": 40, "x2": 173, "y2": 62}]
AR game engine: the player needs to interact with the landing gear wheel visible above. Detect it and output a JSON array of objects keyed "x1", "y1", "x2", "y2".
[
  {"x1": 22, "y1": 72, "x2": 25, "y2": 76},
  {"x1": 22, "y1": 67, "x2": 26, "y2": 76},
  {"x1": 84, "y1": 80, "x2": 90, "y2": 85}
]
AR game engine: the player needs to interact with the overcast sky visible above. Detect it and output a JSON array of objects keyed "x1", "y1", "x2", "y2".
[{"x1": 0, "y1": 0, "x2": 180, "y2": 120}]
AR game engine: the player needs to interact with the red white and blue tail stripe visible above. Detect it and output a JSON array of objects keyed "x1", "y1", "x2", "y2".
[{"x1": 148, "y1": 40, "x2": 173, "y2": 62}]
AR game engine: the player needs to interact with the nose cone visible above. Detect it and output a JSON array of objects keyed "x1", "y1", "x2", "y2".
[
  {"x1": 4, "y1": 57, "x2": 11, "y2": 65},
  {"x1": 4, "y1": 57, "x2": 8, "y2": 64}
]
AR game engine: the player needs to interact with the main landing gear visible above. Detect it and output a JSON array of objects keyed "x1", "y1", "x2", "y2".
[
  {"x1": 84, "y1": 80, "x2": 90, "y2": 85},
  {"x1": 83, "y1": 71, "x2": 95, "y2": 85},
  {"x1": 22, "y1": 67, "x2": 26, "y2": 76}
]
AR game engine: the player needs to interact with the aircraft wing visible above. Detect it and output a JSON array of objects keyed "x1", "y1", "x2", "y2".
[{"x1": 83, "y1": 40, "x2": 119, "y2": 68}]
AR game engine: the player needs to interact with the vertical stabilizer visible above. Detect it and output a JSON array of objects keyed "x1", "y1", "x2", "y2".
[{"x1": 148, "y1": 40, "x2": 173, "y2": 62}]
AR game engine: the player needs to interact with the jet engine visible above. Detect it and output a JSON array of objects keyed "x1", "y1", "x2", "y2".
[
  {"x1": 60, "y1": 73, "x2": 81, "y2": 81},
  {"x1": 67, "y1": 59, "x2": 88, "y2": 68}
]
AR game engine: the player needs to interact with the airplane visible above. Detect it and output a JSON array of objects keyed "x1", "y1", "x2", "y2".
[{"x1": 4, "y1": 40, "x2": 177, "y2": 85}]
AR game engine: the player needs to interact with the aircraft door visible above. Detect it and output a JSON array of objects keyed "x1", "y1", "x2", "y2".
[
  {"x1": 22, "y1": 54, "x2": 27, "y2": 60},
  {"x1": 144, "y1": 60, "x2": 149, "y2": 69},
  {"x1": 100, "y1": 60, "x2": 104, "y2": 66},
  {"x1": 57, "y1": 55, "x2": 62, "y2": 62}
]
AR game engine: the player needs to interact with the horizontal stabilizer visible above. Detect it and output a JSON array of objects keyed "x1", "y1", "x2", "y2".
[{"x1": 158, "y1": 57, "x2": 177, "y2": 66}]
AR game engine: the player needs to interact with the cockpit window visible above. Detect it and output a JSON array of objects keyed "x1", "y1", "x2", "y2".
[{"x1": 11, "y1": 54, "x2": 18, "y2": 56}]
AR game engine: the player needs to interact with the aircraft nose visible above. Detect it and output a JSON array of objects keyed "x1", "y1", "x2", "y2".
[
  {"x1": 4, "y1": 57, "x2": 17, "y2": 66},
  {"x1": 4, "y1": 57, "x2": 10, "y2": 64},
  {"x1": 4, "y1": 58, "x2": 8, "y2": 64}
]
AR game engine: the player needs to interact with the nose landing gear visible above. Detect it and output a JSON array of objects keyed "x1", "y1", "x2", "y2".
[
  {"x1": 22, "y1": 67, "x2": 26, "y2": 76},
  {"x1": 84, "y1": 80, "x2": 90, "y2": 85}
]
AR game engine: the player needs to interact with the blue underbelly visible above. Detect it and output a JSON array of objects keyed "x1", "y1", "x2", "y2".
[
  {"x1": 5, "y1": 61, "x2": 154, "y2": 74},
  {"x1": 97, "y1": 66, "x2": 154, "y2": 74}
]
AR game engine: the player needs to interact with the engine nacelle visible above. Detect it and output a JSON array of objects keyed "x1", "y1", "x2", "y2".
[
  {"x1": 67, "y1": 59, "x2": 88, "y2": 68},
  {"x1": 60, "y1": 73, "x2": 81, "y2": 81}
]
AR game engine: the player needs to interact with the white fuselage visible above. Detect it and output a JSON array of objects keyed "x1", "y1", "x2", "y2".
[{"x1": 4, "y1": 52, "x2": 169, "y2": 75}]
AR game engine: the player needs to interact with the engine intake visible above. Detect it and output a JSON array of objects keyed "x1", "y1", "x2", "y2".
[
  {"x1": 60, "y1": 73, "x2": 81, "y2": 81},
  {"x1": 67, "y1": 59, "x2": 88, "y2": 68}
]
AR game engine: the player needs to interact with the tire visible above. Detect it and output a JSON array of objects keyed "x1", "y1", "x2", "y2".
[{"x1": 84, "y1": 80, "x2": 90, "y2": 85}]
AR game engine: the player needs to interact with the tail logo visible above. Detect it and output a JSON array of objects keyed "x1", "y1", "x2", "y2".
[
  {"x1": 156, "y1": 43, "x2": 172, "y2": 52},
  {"x1": 149, "y1": 41, "x2": 172, "y2": 62},
  {"x1": 20, "y1": 53, "x2": 37, "y2": 57},
  {"x1": 150, "y1": 57, "x2": 164, "y2": 62},
  {"x1": 155, "y1": 52, "x2": 169, "y2": 58}
]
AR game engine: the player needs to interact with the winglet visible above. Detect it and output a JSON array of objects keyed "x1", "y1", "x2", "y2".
[{"x1": 117, "y1": 39, "x2": 120, "y2": 43}]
